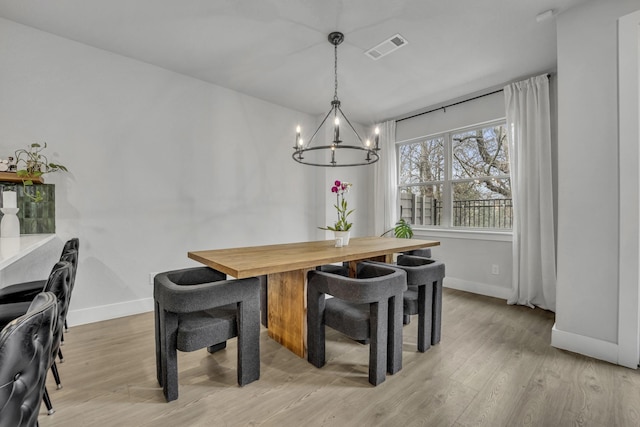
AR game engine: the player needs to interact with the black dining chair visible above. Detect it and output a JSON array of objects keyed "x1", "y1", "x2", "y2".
[
  {"x1": 0, "y1": 291, "x2": 58, "y2": 427},
  {"x1": 306, "y1": 262, "x2": 407, "y2": 386},
  {"x1": 0, "y1": 239, "x2": 79, "y2": 365},
  {"x1": 0, "y1": 260, "x2": 73, "y2": 415},
  {"x1": 154, "y1": 267, "x2": 261, "y2": 402}
]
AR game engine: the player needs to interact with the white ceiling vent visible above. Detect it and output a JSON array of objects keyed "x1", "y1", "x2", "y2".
[{"x1": 365, "y1": 33, "x2": 408, "y2": 60}]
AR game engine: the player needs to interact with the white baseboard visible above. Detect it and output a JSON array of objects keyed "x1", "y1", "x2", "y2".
[
  {"x1": 551, "y1": 323, "x2": 621, "y2": 366},
  {"x1": 67, "y1": 297, "x2": 154, "y2": 327},
  {"x1": 444, "y1": 277, "x2": 511, "y2": 300}
]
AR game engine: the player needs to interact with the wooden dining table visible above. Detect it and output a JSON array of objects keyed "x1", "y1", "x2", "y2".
[{"x1": 188, "y1": 236, "x2": 440, "y2": 357}]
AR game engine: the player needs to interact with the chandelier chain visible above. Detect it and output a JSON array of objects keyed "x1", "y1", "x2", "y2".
[{"x1": 334, "y1": 42, "x2": 339, "y2": 102}]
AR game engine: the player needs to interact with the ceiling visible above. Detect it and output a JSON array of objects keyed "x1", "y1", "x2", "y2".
[{"x1": 0, "y1": 0, "x2": 591, "y2": 124}]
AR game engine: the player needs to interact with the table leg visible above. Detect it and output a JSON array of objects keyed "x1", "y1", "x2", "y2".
[
  {"x1": 348, "y1": 261, "x2": 358, "y2": 278},
  {"x1": 266, "y1": 254, "x2": 394, "y2": 358},
  {"x1": 267, "y1": 269, "x2": 311, "y2": 358}
]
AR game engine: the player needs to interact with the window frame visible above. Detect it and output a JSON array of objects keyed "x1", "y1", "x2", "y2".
[{"x1": 396, "y1": 118, "x2": 512, "y2": 232}]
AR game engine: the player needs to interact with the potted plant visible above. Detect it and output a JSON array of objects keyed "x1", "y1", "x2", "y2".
[
  {"x1": 14, "y1": 142, "x2": 68, "y2": 202},
  {"x1": 381, "y1": 218, "x2": 414, "y2": 238},
  {"x1": 319, "y1": 180, "x2": 354, "y2": 245}
]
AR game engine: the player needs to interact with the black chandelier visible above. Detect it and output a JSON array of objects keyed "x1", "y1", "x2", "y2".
[{"x1": 293, "y1": 32, "x2": 380, "y2": 167}]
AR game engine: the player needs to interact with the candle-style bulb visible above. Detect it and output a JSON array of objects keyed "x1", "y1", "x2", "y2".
[
  {"x1": 298, "y1": 138, "x2": 304, "y2": 147},
  {"x1": 333, "y1": 117, "x2": 340, "y2": 143},
  {"x1": 294, "y1": 125, "x2": 302, "y2": 150},
  {"x1": 365, "y1": 139, "x2": 371, "y2": 147},
  {"x1": 374, "y1": 126, "x2": 380, "y2": 150}
]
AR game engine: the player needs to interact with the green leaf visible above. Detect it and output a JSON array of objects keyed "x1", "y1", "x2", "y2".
[
  {"x1": 394, "y1": 219, "x2": 414, "y2": 238},
  {"x1": 380, "y1": 218, "x2": 414, "y2": 238}
]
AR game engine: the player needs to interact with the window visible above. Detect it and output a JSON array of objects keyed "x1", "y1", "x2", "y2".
[{"x1": 397, "y1": 120, "x2": 512, "y2": 229}]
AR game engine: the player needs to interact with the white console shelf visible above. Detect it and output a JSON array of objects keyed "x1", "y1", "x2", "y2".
[{"x1": 0, "y1": 234, "x2": 55, "y2": 270}]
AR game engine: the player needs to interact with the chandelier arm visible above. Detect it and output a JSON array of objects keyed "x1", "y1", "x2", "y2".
[
  {"x1": 304, "y1": 107, "x2": 336, "y2": 148},
  {"x1": 337, "y1": 106, "x2": 365, "y2": 145}
]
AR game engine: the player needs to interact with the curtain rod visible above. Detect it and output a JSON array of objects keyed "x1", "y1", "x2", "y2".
[{"x1": 396, "y1": 73, "x2": 551, "y2": 123}]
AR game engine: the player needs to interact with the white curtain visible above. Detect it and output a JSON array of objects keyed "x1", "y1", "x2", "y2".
[
  {"x1": 373, "y1": 120, "x2": 397, "y2": 236},
  {"x1": 504, "y1": 74, "x2": 556, "y2": 311}
]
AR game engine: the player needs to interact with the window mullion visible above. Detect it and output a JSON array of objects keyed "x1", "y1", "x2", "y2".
[{"x1": 443, "y1": 132, "x2": 453, "y2": 227}]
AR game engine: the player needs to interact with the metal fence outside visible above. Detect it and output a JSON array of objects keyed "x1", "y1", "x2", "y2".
[{"x1": 400, "y1": 193, "x2": 513, "y2": 229}]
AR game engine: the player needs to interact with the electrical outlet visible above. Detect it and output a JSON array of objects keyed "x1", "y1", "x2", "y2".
[
  {"x1": 491, "y1": 264, "x2": 499, "y2": 275},
  {"x1": 149, "y1": 272, "x2": 158, "y2": 286}
]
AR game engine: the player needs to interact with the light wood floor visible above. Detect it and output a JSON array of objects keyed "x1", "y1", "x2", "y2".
[{"x1": 38, "y1": 289, "x2": 640, "y2": 427}]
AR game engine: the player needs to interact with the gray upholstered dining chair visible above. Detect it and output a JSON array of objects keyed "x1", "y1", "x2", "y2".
[
  {"x1": 389, "y1": 254, "x2": 445, "y2": 351},
  {"x1": 398, "y1": 251, "x2": 445, "y2": 346},
  {"x1": 154, "y1": 267, "x2": 261, "y2": 402},
  {"x1": 259, "y1": 275, "x2": 268, "y2": 328},
  {"x1": 0, "y1": 292, "x2": 58, "y2": 427},
  {"x1": 306, "y1": 263, "x2": 407, "y2": 386},
  {"x1": 317, "y1": 262, "x2": 349, "y2": 276},
  {"x1": 402, "y1": 248, "x2": 432, "y2": 259}
]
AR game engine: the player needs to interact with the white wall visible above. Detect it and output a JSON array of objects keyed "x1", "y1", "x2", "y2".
[
  {"x1": 0, "y1": 18, "x2": 334, "y2": 325},
  {"x1": 415, "y1": 231, "x2": 513, "y2": 299},
  {"x1": 396, "y1": 90, "x2": 506, "y2": 142},
  {"x1": 554, "y1": 0, "x2": 640, "y2": 365},
  {"x1": 315, "y1": 121, "x2": 375, "y2": 241},
  {"x1": 618, "y1": 8, "x2": 640, "y2": 369}
]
